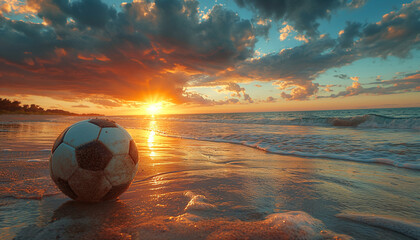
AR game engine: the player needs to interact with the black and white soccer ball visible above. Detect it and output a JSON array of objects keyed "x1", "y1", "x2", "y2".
[{"x1": 50, "y1": 119, "x2": 139, "y2": 202}]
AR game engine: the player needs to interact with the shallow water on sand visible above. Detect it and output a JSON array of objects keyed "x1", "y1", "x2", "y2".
[{"x1": 0, "y1": 114, "x2": 419, "y2": 239}]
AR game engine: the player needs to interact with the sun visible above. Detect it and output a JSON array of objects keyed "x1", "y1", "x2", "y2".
[{"x1": 146, "y1": 103, "x2": 162, "y2": 115}]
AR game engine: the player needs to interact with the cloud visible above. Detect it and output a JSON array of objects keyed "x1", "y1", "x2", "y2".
[
  {"x1": 232, "y1": 36, "x2": 354, "y2": 100},
  {"x1": 323, "y1": 72, "x2": 420, "y2": 98},
  {"x1": 218, "y1": 82, "x2": 254, "y2": 103},
  {"x1": 227, "y1": 1, "x2": 420, "y2": 100},
  {"x1": 264, "y1": 96, "x2": 277, "y2": 102},
  {"x1": 294, "y1": 34, "x2": 309, "y2": 43},
  {"x1": 279, "y1": 82, "x2": 319, "y2": 100},
  {"x1": 72, "y1": 104, "x2": 90, "y2": 108},
  {"x1": 258, "y1": 96, "x2": 277, "y2": 103},
  {"x1": 347, "y1": 0, "x2": 368, "y2": 9},
  {"x1": 279, "y1": 24, "x2": 294, "y2": 41},
  {"x1": 322, "y1": 84, "x2": 339, "y2": 92},
  {"x1": 334, "y1": 74, "x2": 349, "y2": 79},
  {"x1": 337, "y1": 22, "x2": 362, "y2": 49},
  {"x1": 0, "y1": 0, "x2": 261, "y2": 107},
  {"x1": 0, "y1": 0, "x2": 419, "y2": 107},
  {"x1": 357, "y1": 1, "x2": 420, "y2": 58},
  {"x1": 234, "y1": 0, "x2": 350, "y2": 36},
  {"x1": 30, "y1": 0, "x2": 117, "y2": 27}
]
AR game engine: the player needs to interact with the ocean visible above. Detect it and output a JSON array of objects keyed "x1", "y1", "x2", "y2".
[
  {"x1": 0, "y1": 107, "x2": 419, "y2": 239},
  {"x1": 118, "y1": 107, "x2": 420, "y2": 170}
]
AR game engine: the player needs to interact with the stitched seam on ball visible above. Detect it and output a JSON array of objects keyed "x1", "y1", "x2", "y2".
[
  {"x1": 66, "y1": 167, "x2": 78, "y2": 182},
  {"x1": 102, "y1": 177, "x2": 113, "y2": 197},
  {"x1": 103, "y1": 170, "x2": 114, "y2": 186},
  {"x1": 96, "y1": 128, "x2": 102, "y2": 141}
]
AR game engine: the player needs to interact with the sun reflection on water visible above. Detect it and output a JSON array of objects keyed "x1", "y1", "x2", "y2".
[{"x1": 148, "y1": 121, "x2": 157, "y2": 158}]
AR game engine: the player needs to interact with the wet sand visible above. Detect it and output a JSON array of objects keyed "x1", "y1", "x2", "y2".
[{"x1": 1, "y1": 129, "x2": 419, "y2": 239}]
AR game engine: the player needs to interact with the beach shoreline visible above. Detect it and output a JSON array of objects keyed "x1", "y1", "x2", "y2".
[{"x1": 1, "y1": 129, "x2": 419, "y2": 239}]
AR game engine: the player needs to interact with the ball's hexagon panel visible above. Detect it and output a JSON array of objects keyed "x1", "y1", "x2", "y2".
[
  {"x1": 75, "y1": 140, "x2": 113, "y2": 171},
  {"x1": 132, "y1": 162, "x2": 139, "y2": 180},
  {"x1": 98, "y1": 127, "x2": 130, "y2": 155},
  {"x1": 68, "y1": 168, "x2": 112, "y2": 202},
  {"x1": 89, "y1": 119, "x2": 117, "y2": 128},
  {"x1": 129, "y1": 140, "x2": 139, "y2": 164},
  {"x1": 52, "y1": 177, "x2": 78, "y2": 200},
  {"x1": 104, "y1": 155, "x2": 136, "y2": 186},
  {"x1": 52, "y1": 127, "x2": 70, "y2": 153},
  {"x1": 117, "y1": 125, "x2": 132, "y2": 140},
  {"x1": 63, "y1": 122, "x2": 101, "y2": 148},
  {"x1": 101, "y1": 182, "x2": 131, "y2": 201},
  {"x1": 51, "y1": 143, "x2": 78, "y2": 181}
]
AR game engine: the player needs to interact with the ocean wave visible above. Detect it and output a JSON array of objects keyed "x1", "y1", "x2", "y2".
[
  {"x1": 157, "y1": 132, "x2": 420, "y2": 171},
  {"x1": 337, "y1": 212, "x2": 420, "y2": 239},
  {"x1": 156, "y1": 114, "x2": 419, "y2": 130}
]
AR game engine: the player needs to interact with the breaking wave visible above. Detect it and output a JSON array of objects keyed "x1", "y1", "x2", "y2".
[
  {"x1": 156, "y1": 114, "x2": 419, "y2": 130},
  {"x1": 159, "y1": 132, "x2": 420, "y2": 171}
]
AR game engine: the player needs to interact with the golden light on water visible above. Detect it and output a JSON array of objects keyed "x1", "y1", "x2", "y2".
[
  {"x1": 148, "y1": 130, "x2": 155, "y2": 146},
  {"x1": 148, "y1": 121, "x2": 156, "y2": 157}
]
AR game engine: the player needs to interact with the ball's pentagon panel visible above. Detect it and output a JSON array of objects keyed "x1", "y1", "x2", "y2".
[
  {"x1": 75, "y1": 140, "x2": 113, "y2": 171},
  {"x1": 101, "y1": 182, "x2": 131, "y2": 201},
  {"x1": 104, "y1": 155, "x2": 138, "y2": 186},
  {"x1": 129, "y1": 140, "x2": 139, "y2": 164},
  {"x1": 88, "y1": 119, "x2": 117, "y2": 128},
  {"x1": 98, "y1": 127, "x2": 130, "y2": 155},
  {"x1": 52, "y1": 177, "x2": 78, "y2": 200},
  {"x1": 63, "y1": 122, "x2": 101, "y2": 148},
  {"x1": 51, "y1": 143, "x2": 78, "y2": 181},
  {"x1": 68, "y1": 168, "x2": 112, "y2": 202},
  {"x1": 52, "y1": 127, "x2": 70, "y2": 153}
]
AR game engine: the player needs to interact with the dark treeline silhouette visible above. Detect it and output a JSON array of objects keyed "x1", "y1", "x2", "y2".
[{"x1": 0, "y1": 98, "x2": 101, "y2": 116}]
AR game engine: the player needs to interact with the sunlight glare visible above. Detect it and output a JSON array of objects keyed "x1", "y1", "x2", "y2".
[{"x1": 146, "y1": 103, "x2": 162, "y2": 115}]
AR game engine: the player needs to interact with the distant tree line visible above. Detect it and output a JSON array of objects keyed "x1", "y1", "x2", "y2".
[{"x1": 0, "y1": 98, "x2": 101, "y2": 116}]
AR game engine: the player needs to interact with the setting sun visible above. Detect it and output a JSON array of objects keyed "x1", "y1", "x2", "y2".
[{"x1": 146, "y1": 103, "x2": 162, "y2": 115}]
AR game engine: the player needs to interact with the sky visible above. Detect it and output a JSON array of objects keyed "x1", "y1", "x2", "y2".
[{"x1": 0, "y1": 0, "x2": 419, "y2": 115}]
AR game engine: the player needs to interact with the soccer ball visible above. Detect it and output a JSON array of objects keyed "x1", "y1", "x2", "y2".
[{"x1": 50, "y1": 119, "x2": 139, "y2": 202}]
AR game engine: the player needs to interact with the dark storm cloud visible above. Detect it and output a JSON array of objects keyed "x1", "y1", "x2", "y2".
[{"x1": 234, "y1": 0, "x2": 361, "y2": 36}]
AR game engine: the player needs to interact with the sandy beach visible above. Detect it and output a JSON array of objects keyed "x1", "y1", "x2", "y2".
[{"x1": 1, "y1": 117, "x2": 419, "y2": 239}]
